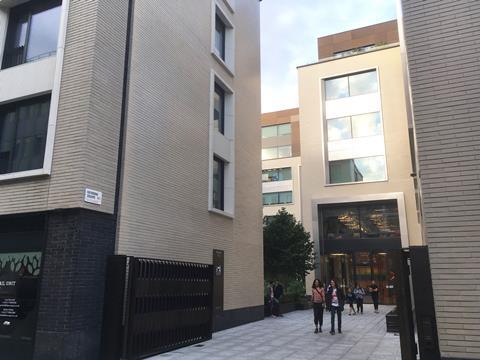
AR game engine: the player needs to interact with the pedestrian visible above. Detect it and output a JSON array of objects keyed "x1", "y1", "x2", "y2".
[
  {"x1": 369, "y1": 280, "x2": 379, "y2": 313},
  {"x1": 346, "y1": 287, "x2": 356, "y2": 315},
  {"x1": 268, "y1": 281, "x2": 276, "y2": 317},
  {"x1": 325, "y1": 280, "x2": 333, "y2": 312},
  {"x1": 325, "y1": 279, "x2": 345, "y2": 335},
  {"x1": 311, "y1": 279, "x2": 325, "y2": 333},
  {"x1": 353, "y1": 283, "x2": 365, "y2": 314},
  {"x1": 273, "y1": 280, "x2": 284, "y2": 317}
]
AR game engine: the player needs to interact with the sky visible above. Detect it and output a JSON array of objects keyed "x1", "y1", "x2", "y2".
[{"x1": 260, "y1": 0, "x2": 397, "y2": 113}]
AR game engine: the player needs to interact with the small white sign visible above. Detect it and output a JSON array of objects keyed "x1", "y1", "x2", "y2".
[{"x1": 84, "y1": 188, "x2": 102, "y2": 205}]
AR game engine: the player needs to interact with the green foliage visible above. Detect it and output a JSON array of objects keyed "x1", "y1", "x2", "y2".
[
  {"x1": 263, "y1": 208, "x2": 315, "y2": 283},
  {"x1": 285, "y1": 279, "x2": 306, "y2": 302}
]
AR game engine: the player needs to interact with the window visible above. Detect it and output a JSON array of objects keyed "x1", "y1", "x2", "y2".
[
  {"x1": 322, "y1": 201, "x2": 399, "y2": 240},
  {"x1": 2, "y1": 0, "x2": 62, "y2": 69},
  {"x1": 214, "y1": 14, "x2": 226, "y2": 60},
  {"x1": 262, "y1": 191, "x2": 292, "y2": 205},
  {"x1": 261, "y1": 145, "x2": 292, "y2": 160},
  {"x1": 213, "y1": 157, "x2": 225, "y2": 210},
  {"x1": 329, "y1": 156, "x2": 386, "y2": 184},
  {"x1": 325, "y1": 70, "x2": 378, "y2": 100},
  {"x1": 214, "y1": 83, "x2": 225, "y2": 134},
  {"x1": 261, "y1": 123, "x2": 291, "y2": 139},
  {"x1": 262, "y1": 167, "x2": 292, "y2": 182},
  {"x1": 0, "y1": 95, "x2": 51, "y2": 174},
  {"x1": 327, "y1": 112, "x2": 381, "y2": 141}
]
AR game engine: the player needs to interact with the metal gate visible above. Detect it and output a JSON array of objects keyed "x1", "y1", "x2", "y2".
[{"x1": 101, "y1": 256, "x2": 213, "y2": 360}]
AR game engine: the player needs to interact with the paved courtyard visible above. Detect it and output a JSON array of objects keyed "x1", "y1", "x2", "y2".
[{"x1": 148, "y1": 304, "x2": 401, "y2": 360}]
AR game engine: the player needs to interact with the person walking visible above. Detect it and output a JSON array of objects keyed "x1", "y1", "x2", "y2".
[
  {"x1": 268, "y1": 281, "x2": 276, "y2": 317},
  {"x1": 369, "y1": 280, "x2": 379, "y2": 313},
  {"x1": 346, "y1": 287, "x2": 356, "y2": 315},
  {"x1": 353, "y1": 283, "x2": 365, "y2": 314},
  {"x1": 311, "y1": 279, "x2": 325, "y2": 333},
  {"x1": 326, "y1": 279, "x2": 345, "y2": 335},
  {"x1": 273, "y1": 281, "x2": 284, "y2": 317}
]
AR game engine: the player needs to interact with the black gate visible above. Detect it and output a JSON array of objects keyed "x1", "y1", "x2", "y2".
[{"x1": 101, "y1": 256, "x2": 213, "y2": 360}]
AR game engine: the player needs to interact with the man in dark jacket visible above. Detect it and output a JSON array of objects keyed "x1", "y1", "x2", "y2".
[
  {"x1": 325, "y1": 279, "x2": 345, "y2": 334},
  {"x1": 273, "y1": 281, "x2": 284, "y2": 317}
]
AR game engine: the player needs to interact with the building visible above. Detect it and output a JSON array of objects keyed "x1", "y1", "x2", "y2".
[
  {"x1": 400, "y1": 1, "x2": 480, "y2": 359},
  {"x1": 297, "y1": 20, "x2": 423, "y2": 304},
  {"x1": 261, "y1": 108, "x2": 302, "y2": 221},
  {"x1": 0, "y1": 1, "x2": 263, "y2": 359}
]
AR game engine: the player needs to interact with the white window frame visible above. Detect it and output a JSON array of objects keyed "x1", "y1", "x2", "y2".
[
  {"x1": 0, "y1": 0, "x2": 70, "y2": 181},
  {"x1": 211, "y1": 0, "x2": 235, "y2": 76},
  {"x1": 209, "y1": 70, "x2": 235, "y2": 218}
]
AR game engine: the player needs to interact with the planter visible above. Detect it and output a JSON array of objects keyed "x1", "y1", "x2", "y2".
[{"x1": 386, "y1": 307, "x2": 400, "y2": 333}]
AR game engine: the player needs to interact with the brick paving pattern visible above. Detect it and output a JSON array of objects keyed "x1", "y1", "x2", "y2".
[{"x1": 148, "y1": 304, "x2": 401, "y2": 360}]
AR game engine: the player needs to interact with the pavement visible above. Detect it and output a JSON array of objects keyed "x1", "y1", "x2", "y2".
[{"x1": 147, "y1": 304, "x2": 401, "y2": 360}]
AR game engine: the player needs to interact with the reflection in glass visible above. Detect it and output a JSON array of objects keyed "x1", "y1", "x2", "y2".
[
  {"x1": 262, "y1": 167, "x2": 292, "y2": 182},
  {"x1": 325, "y1": 77, "x2": 349, "y2": 100},
  {"x1": 323, "y1": 207, "x2": 360, "y2": 240},
  {"x1": 360, "y1": 204, "x2": 400, "y2": 238},
  {"x1": 26, "y1": 6, "x2": 62, "y2": 61},
  {"x1": 277, "y1": 145, "x2": 292, "y2": 158},
  {"x1": 351, "y1": 112, "x2": 381, "y2": 137},
  {"x1": 213, "y1": 157, "x2": 224, "y2": 210},
  {"x1": 329, "y1": 156, "x2": 385, "y2": 184},
  {"x1": 278, "y1": 123, "x2": 291, "y2": 136},
  {"x1": 262, "y1": 191, "x2": 292, "y2": 205},
  {"x1": 213, "y1": 84, "x2": 225, "y2": 134},
  {"x1": 262, "y1": 126, "x2": 277, "y2": 139},
  {"x1": 328, "y1": 117, "x2": 351, "y2": 141},
  {"x1": 215, "y1": 15, "x2": 226, "y2": 60},
  {"x1": 349, "y1": 71, "x2": 378, "y2": 97}
]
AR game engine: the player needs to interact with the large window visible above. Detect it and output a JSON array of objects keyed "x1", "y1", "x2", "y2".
[
  {"x1": 261, "y1": 145, "x2": 292, "y2": 160},
  {"x1": 262, "y1": 191, "x2": 292, "y2": 205},
  {"x1": 2, "y1": 0, "x2": 62, "y2": 69},
  {"x1": 0, "y1": 95, "x2": 51, "y2": 174},
  {"x1": 329, "y1": 156, "x2": 386, "y2": 184},
  {"x1": 262, "y1": 167, "x2": 292, "y2": 182},
  {"x1": 325, "y1": 70, "x2": 378, "y2": 100},
  {"x1": 213, "y1": 83, "x2": 225, "y2": 134},
  {"x1": 327, "y1": 112, "x2": 381, "y2": 141},
  {"x1": 213, "y1": 157, "x2": 225, "y2": 210},
  {"x1": 322, "y1": 201, "x2": 400, "y2": 240},
  {"x1": 261, "y1": 123, "x2": 291, "y2": 139}
]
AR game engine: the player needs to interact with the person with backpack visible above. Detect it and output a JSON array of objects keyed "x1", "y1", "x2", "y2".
[
  {"x1": 346, "y1": 287, "x2": 356, "y2": 315},
  {"x1": 311, "y1": 279, "x2": 325, "y2": 333},
  {"x1": 353, "y1": 283, "x2": 365, "y2": 314},
  {"x1": 325, "y1": 279, "x2": 345, "y2": 335}
]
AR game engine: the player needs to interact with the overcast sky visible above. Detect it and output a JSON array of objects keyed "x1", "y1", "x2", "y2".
[{"x1": 260, "y1": 0, "x2": 397, "y2": 113}]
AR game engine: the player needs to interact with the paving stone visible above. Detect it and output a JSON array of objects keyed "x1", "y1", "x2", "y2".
[{"x1": 147, "y1": 305, "x2": 401, "y2": 360}]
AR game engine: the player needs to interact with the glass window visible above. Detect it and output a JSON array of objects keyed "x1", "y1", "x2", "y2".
[
  {"x1": 0, "y1": 95, "x2": 51, "y2": 174},
  {"x1": 329, "y1": 156, "x2": 386, "y2": 184},
  {"x1": 2, "y1": 1, "x2": 62, "y2": 69},
  {"x1": 351, "y1": 112, "x2": 382, "y2": 138},
  {"x1": 262, "y1": 167, "x2": 292, "y2": 182},
  {"x1": 327, "y1": 117, "x2": 351, "y2": 141},
  {"x1": 213, "y1": 157, "x2": 224, "y2": 210},
  {"x1": 325, "y1": 77, "x2": 349, "y2": 100},
  {"x1": 261, "y1": 147, "x2": 277, "y2": 160},
  {"x1": 323, "y1": 207, "x2": 361, "y2": 240},
  {"x1": 215, "y1": 14, "x2": 226, "y2": 60},
  {"x1": 360, "y1": 203, "x2": 400, "y2": 239},
  {"x1": 262, "y1": 191, "x2": 292, "y2": 205},
  {"x1": 349, "y1": 71, "x2": 378, "y2": 97},
  {"x1": 214, "y1": 83, "x2": 225, "y2": 134},
  {"x1": 262, "y1": 126, "x2": 277, "y2": 139},
  {"x1": 278, "y1": 123, "x2": 291, "y2": 136},
  {"x1": 277, "y1": 145, "x2": 292, "y2": 158}
]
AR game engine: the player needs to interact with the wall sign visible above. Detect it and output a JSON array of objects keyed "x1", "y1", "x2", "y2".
[{"x1": 84, "y1": 188, "x2": 102, "y2": 205}]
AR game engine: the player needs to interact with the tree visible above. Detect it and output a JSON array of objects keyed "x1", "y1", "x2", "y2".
[{"x1": 263, "y1": 208, "x2": 315, "y2": 284}]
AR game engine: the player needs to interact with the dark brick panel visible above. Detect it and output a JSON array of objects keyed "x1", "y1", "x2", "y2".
[{"x1": 33, "y1": 209, "x2": 116, "y2": 360}]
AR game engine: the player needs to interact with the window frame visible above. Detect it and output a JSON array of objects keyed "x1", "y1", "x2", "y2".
[
  {"x1": 324, "y1": 69, "x2": 378, "y2": 101},
  {"x1": 212, "y1": 156, "x2": 225, "y2": 211},
  {"x1": 213, "y1": 82, "x2": 225, "y2": 134},
  {"x1": 211, "y1": 2, "x2": 235, "y2": 76},
  {"x1": 262, "y1": 191, "x2": 293, "y2": 206},
  {"x1": 0, "y1": 94, "x2": 51, "y2": 176},
  {"x1": 2, "y1": 0, "x2": 62, "y2": 69}
]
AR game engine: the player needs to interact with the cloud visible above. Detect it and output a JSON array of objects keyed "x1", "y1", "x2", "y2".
[{"x1": 260, "y1": 0, "x2": 397, "y2": 113}]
